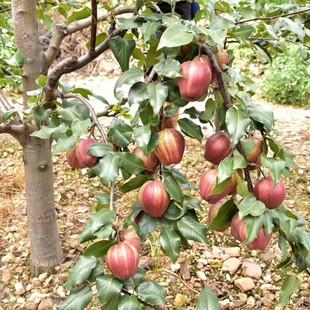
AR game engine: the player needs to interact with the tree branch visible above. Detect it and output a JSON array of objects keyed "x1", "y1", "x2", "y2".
[
  {"x1": 202, "y1": 45, "x2": 233, "y2": 109},
  {"x1": 45, "y1": 28, "x2": 125, "y2": 100},
  {"x1": 43, "y1": 5, "x2": 135, "y2": 72},
  {"x1": 90, "y1": 0, "x2": 98, "y2": 53},
  {"x1": 61, "y1": 93, "x2": 108, "y2": 144},
  {"x1": 0, "y1": 123, "x2": 36, "y2": 135},
  {"x1": 236, "y1": 8, "x2": 310, "y2": 25}
]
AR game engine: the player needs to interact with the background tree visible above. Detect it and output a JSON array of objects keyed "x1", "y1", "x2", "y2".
[{"x1": 0, "y1": 0, "x2": 309, "y2": 308}]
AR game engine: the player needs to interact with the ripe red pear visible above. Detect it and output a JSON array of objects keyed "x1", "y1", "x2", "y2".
[
  {"x1": 162, "y1": 112, "x2": 179, "y2": 129},
  {"x1": 133, "y1": 147, "x2": 159, "y2": 174},
  {"x1": 254, "y1": 177, "x2": 286, "y2": 209},
  {"x1": 231, "y1": 213, "x2": 272, "y2": 251},
  {"x1": 154, "y1": 129, "x2": 185, "y2": 166},
  {"x1": 208, "y1": 200, "x2": 230, "y2": 232},
  {"x1": 177, "y1": 55, "x2": 212, "y2": 101},
  {"x1": 204, "y1": 132, "x2": 231, "y2": 164},
  {"x1": 241, "y1": 137, "x2": 263, "y2": 165},
  {"x1": 105, "y1": 242, "x2": 139, "y2": 280},
  {"x1": 199, "y1": 169, "x2": 237, "y2": 204},
  {"x1": 138, "y1": 180, "x2": 170, "y2": 217},
  {"x1": 120, "y1": 229, "x2": 141, "y2": 253},
  {"x1": 75, "y1": 138, "x2": 98, "y2": 168},
  {"x1": 66, "y1": 148, "x2": 82, "y2": 169}
]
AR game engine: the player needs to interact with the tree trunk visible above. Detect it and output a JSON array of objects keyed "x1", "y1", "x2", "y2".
[
  {"x1": 23, "y1": 137, "x2": 63, "y2": 274},
  {"x1": 11, "y1": 0, "x2": 63, "y2": 274}
]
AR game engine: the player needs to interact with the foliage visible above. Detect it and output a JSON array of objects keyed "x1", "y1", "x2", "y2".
[
  {"x1": 262, "y1": 45, "x2": 310, "y2": 106},
  {"x1": 1, "y1": 0, "x2": 310, "y2": 309}
]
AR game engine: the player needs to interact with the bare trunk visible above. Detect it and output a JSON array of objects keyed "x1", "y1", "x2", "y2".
[
  {"x1": 23, "y1": 137, "x2": 63, "y2": 274},
  {"x1": 11, "y1": 0, "x2": 63, "y2": 274}
]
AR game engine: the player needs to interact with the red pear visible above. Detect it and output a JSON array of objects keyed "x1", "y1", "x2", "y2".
[
  {"x1": 208, "y1": 200, "x2": 230, "y2": 232},
  {"x1": 119, "y1": 229, "x2": 141, "y2": 253},
  {"x1": 254, "y1": 177, "x2": 286, "y2": 209},
  {"x1": 204, "y1": 132, "x2": 231, "y2": 164},
  {"x1": 75, "y1": 138, "x2": 98, "y2": 168},
  {"x1": 154, "y1": 129, "x2": 185, "y2": 166},
  {"x1": 177, "y1": 55, "x2": 212, "y2": 101},
  {"x1": 105, "y1": 242, "x2": 139, "y2": 280},
  {"x1": 66, "y1": 147, "x2": 82, "y2": 169},
  {"x1": 133, "y1": 147, "x2": 159, "y2": 174},
  {"x1": 138, "y1": 180, "x2": 170, "y2": 217},
  {"x1": 199, "y1": 169, "x2": 237, "y2": 204},
  {"x1": 216, "y1": 50, "x2": 229, "y2": 70}
]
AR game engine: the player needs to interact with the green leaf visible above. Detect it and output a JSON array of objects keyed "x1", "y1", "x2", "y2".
[
  {"x1": 79, "y1": 209, "x2": 116, "y2": 243},
  {"x1": 65, "y1": 256, "x2": 97, "y2": 289},
  {"x1": 137, "y1": 281, "x2": 166, "y2": 306},
  {"x1": 245, "y1": 215, "x2": 264, "y2": 244},
  {"x1": 114, "y1": 67, "x2": 144, "y2": 100},
  {"x1": 142, "y1": 21, "x2": 160, "y2": 42},
  {"x1": 261, "y1": 156, "x2": 286, "y2": 184},
  {"x1": 123, "y1": 268, "x2": 146, "y2": 290},
  {"x1": 84, "y1": 240, "x2": 116, "y2": 258},
  {"x1": 88, "y1": 143, "x2": 112, "y2": 157},
  {"x1": 236, "y1": 175, "x2": 251, "y2": 198},
  {"x1": 208, "y1": 199, "x2": 238, "y2": 231},
  {"x1": 158, "y1": 24, "x2": 194, "y2": 49},
  {"x1": 96, "y1": 275, "x2": 123, "y2": 305},
  {"x1": 164, "y1": 175, "x2": 184, "y2": 203},
  {"x1": 247, "y1": 104, "x2": 274, "y2": 133},
  {"x1": 58, "y1": 285, "x2": 92, "y2": 310},
  {"x1": 118, "y1": 296, "x2": 143, "y2": 310},
  {"x1": 88, "y1": 263, "x2": 104, "y2": 282},
  {"x1": 109, "y1": 37, "x2": 136, "y2": 72},
  {"x1": 68, "y1": 7, "x2": 91, "y2": 23},
  {"x1": 226, "y1": 107, "x2": 251, "y2": 146},
  {"x1": 128, "y1": 82, "x2": 148, "y2": 106},
  {"x1": 154, "y1": 59, "x2": 182, "y2": 78},
  {"x1": 164, "y1": 201, "x2": 187, "y2": 220},
  {"x1": 134, "y1": 126, "x2": 151, "y2": 151},
  {"x1": 53, "y1": 136, "x2": 79, "y2": 155},
  {"x1": 196, "y1": 286, "x2": 220, "y2": 310},
  {"x1": 138, "y1": 213, "x2": 158, "y2": 240},
  {"x1": 92, "y1": 154, "x2": 120, "y2": 185},
  {"x1": 200, "y1": 99, "x2": 215, "y2": 123},
  {"x1": 178, "y1": 118, "x2": 203, "y2": 142},
  {"x1": 30, "y1": 123, "x2": 68, "y2": 140},
  {"x1": 217, "y1": 156, "x2": 234, "y2": 183},
  {"x1": 120, "y1": 175, "x2": 151, "y2": 193},
  {"x1": 160, "y1": 226, "x2": 181, "y2": 263},
  {"x1": 177, "y1": 216, "x2": 207, "y2": 243},
  {"x1": 279, "y1": 275, "x2": 299, "y2": 306},
  {"x1": 86, "y1": 32, "x2": 107, "y2": 49},
  {"x1": 239, "y1": 197, "x2": 266, "y2": 219},
  {"x1": 147, "y1": 83, "x2": 169, "y2": 115},
  {"x1": 118, "y1": 152, "x2": 144, "y2": 175},
  {"x1": 108, "y1": 123, "x2": 133, "y2": 148},
  {"x1": 231, "y1": 25, "x2": 255, "y2": 40}
]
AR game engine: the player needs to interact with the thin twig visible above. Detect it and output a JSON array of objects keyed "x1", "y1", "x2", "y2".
[
  {"x1": 62, "y1": 93, "x2": 108, "y2": 144},
  {"x1": 202, "y1": 45, "x2": 233, "y2": 109},
  {"x1": 90, "y1": 0, "x2": 98, "y2": 53},
  {"x1": 237, "y1": 143, "x2": 254, "y2": 192},
  {"x1": 236, "y1": 8, "x2": 310, "y2": 24},
  {"x1": 109, "y1": 183, "x2": 115, "y2": 211}
]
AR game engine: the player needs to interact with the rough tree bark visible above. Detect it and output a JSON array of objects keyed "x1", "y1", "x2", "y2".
[{"x1": 11, "y1": 0, "x2": 63, "y2": 274}]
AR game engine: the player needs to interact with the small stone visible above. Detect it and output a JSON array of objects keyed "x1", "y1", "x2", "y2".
[
  {"x1": 1, "y1": 254, "x2": 13, "y2": 264},
  {"x1": 15, "y1": 282, "x2": 26, "y2": 295},
  {"x1": 222, "y1": 257, "x2": 241, "y2": 274},
  {"x1": 38, "y1": 273, "x2": 48, "y2": 281},
  {"x1": 233, "y1": 299, "x2": 247, "y2": 307},
  {"x1": 16, "y1": 266, "x2": 23, "y2": 274},
  {"x1": 197, "y1": 262, "x2": 204, "y2": 269},
  {"x1": 239, "y1": 293, "x2": 248, "y2": 302},
  {"x1": 263, "y1": 273, "x2": 272, "y2": 283},
  {"x1": 2, "y1": 269, "x2": 11, "y2": 283},
  {"x1": 241, "y1": 261, "x2": 262, "y2": 280},
  {"x1": 234, "y1": 278, "x2": 255, "y2": 292},
  {"x1": 56, "y1": 286, "x2": 66, "y2": 298},
  {"x1": 17, "y1": 297, "x2": 25, "y2": 304},
  {"x1": 174, "y1": 294, "x2": 189, "y2": 307},
  {"x1": 197, "y1": 258, "x2": 208, "y2": 265},
  {"x1": 180, "y1": 261, "x2": 191, "y2": 280},
  {"x1": 260, "y1": 283, "x2": 273, "y2": 290},
  {"x1": 247, "y1": 296, "x2": 255, "y2": 307},
  {"x1": 38, "y1": 298, "x2": 54, "y2": 310},
  {"x1": 307, "y1": 185, "x2": 310, "y2": 194},
  {"x1": 196, "y1": 271, "x2": 207, "y2": 281},
  {"x1": 171, "y1": 262, "x2": 180, "y2": 272},
  {"x1": 220, "y1": 298, "x2": 231, "y2": 309},
  {"x1": 224, "y1": 247, "x2": 241, "y2": 257},
  {"x1": 25, "y1": 301, "x2": 37, "y2": 310},
  {"x1": 26, "y1": 284, "x2": 33, "y2": 291}
]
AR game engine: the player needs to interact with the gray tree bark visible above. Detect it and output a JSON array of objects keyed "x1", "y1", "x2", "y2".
[{"x1": 11, "y1": 0, "x2": 63, "y2": 274}]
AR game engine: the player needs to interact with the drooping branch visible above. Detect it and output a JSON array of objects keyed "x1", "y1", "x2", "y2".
[
  {"x1": 202, "y1": 45, "x2": 233, "y2": 109},
  {"x1": 62, "y1": 93, "x2": 108, "y2": 144},
  {"x1": 43, "y1": 5, "x2": 135, "y2": 72},
  {"x1": 236, "y1": 8, "x2": 310, "y2": 24},
  {"x1": 90, "y1": 0, "x2": 98, "y2": 53}
]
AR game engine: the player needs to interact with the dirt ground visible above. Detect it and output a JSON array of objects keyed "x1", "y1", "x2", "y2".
[{"x1": 0, "y1": 88, "x2": 310, "y2": 309}]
